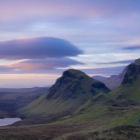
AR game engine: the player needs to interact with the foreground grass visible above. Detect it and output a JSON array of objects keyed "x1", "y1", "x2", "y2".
[
  {"x1": 0, "y1": 104, "x2": 139, "y2": 140},
  {"x1": 1, "y1": 90, "x2": 140, "y2": 140}
]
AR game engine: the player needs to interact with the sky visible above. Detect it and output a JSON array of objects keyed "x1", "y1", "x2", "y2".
[{"x1": 0, "y1": 0, "x2": 140, "y2": 88}]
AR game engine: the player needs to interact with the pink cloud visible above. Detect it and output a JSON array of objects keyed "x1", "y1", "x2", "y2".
[
  {"x1": 0, "y1": 1, "x2": 111, "y2": 21},
  {"x1": 7, "y1": 57, "x2": 83, "y2": 71},
  {"x1": 0, "y1": 0, "x2": 139, "y2": 33},
  {"x1": 9, "y1": 62, "x2": 42, "y2": 71}
]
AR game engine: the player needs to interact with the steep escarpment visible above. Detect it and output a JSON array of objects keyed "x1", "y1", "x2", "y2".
[
  {"x1": 109, "y1": 58, "x2": 140, "y2": 105},
  {"x1": 122, "y1": 58, "x2": 140, "y2": 85},
  {"x1": 47, "y1": 69, "x2": 109, "y2": 100}
]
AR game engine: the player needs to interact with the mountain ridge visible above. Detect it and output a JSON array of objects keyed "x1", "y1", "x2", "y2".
[
  {"x1": 21, "y1": 69, "x2": 110, "y2": 118},
  {"x1": 108, "y1": 58, "x2": 140, "y2": 109},
  {"x1": 13, "y1": 58, "x2": 140, "y2": 139}
]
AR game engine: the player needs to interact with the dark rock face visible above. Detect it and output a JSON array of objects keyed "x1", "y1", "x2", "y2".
[
  {"x1": 46, "y1": 69, "x2": 110, "y2": 100},
  {"x1": 122, "y1": 59, "x2": 140, "y2": 85},
  {"x1": 92, "y1": 82, "x2": 106, "y2": 89}
]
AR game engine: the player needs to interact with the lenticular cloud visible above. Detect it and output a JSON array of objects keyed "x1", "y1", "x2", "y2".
[{"x1": 0, "y1": 37, "x2": 83, "y2": 60}]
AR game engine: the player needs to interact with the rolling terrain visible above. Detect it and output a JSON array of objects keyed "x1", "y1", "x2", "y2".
[
  {"x1": 20, "y1": 69, "x2": 110, "y2": 120},
  {"x1": 109, "y1": 58, "x2": 140, "y2": 105},
  {"x1": 0, "y1": 59, "x2": 140, "y2": 139},
  {"x1": 0, "y1": 87, "x2": 48, "y2": 118}
]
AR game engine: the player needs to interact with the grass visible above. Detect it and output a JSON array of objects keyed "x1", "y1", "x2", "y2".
[
  {"x1": 105, "y1": 106, "x2": 140, "y2": 129},
  {"x1": 107, "y1": 75, "x2": 140, "y2": 106},
  {"x1": 68, "y1": 105, "x2": 107, "y2": 122},
  {"x1": 9, "y1": 68, "x2": 140, "y2": 139},
  {"x1": 1, "y1": 95, "x2": 140, "y2": 140}
]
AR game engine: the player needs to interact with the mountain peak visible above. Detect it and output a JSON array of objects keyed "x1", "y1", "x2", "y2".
[
  {"x1": 122, "y1": 58, "x2": 140, "y2": 85},
  {"x1": 46, "y1": 69, "x2": 110, "y2": 100},
  {"x1": 21, "y1": 69, "x2": 110, "y2": 118},
  {"x1": 62, "y1": 69, "x2": 86, "y2": 79},
  {"x1": 134, "y1": 58, "x2": 140, "y2": 65}
]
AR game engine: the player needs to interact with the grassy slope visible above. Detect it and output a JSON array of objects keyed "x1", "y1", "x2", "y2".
[
  {"x1": 51, "y1": 75, "x2": 140, "y2": 131},
  {"x1": 21, "y1": 94, "x2": 80, "y2": 116},
  {"x1": 0, "y1": 89, "x2": 139, "y2": 139},
  {"x1": 9, "y1": 97, "x2": 140, "y2": 140},
  {"x1": 12, "y1": 65, "x2": 140, "y2": 139},
  {"x1": 21, "y1": 70, "x2": 109, "y2": 117},
  {"x1": 20, "y1": 76, "x2": 140, "y2": 129},
  {"x1": 53, "y1": 99, "x2": 140, "y2": 130},
  {"x1": 109, "y1": 84, "x2": 140, "y2": 102}
]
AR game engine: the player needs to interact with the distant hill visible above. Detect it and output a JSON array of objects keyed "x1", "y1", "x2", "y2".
[
  {"x1": 92, "y1": 75, "x2": 108, "y2": 82},
  {"x1": 21, "y1": 69, "x2": 110, "y2": 118},
  {"x1": 93, "y1": 69, "x2": 126, "y2": 90},
  {"x1": 0, "y1": 87, "x2": 48, "y2": 118}
]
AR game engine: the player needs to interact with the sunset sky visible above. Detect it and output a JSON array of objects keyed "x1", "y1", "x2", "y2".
[{"x1": 0, "y1": 0, "x2": 140, "y2": 88}]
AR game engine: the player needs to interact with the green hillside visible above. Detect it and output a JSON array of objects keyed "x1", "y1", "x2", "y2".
[
  {"x1": 19, "y1": 59, "x2": 140, "y2": 129},
  {"x1": 20, "y1": 69, "x2": 110, "y2": 118},
  {"x1": 109, "y1": 58, "x2": 140, "y2": 104},
  {"x1": 2, "y1": 58, "x2": 140, "y2": 140},
  {"x1": 49, "y1": 59, "x2": 140, "y2": 130}
]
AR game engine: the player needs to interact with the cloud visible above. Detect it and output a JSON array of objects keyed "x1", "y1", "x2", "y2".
[
  {"x1": 0, "y1": 37, "x2": 82, "y2": 59},
  {"x1": 0, "y1": 37, "x2": 83, "y2": 74},
  {"x1": 0, "y1": 0, "x2": 139, "y2": 46},
  {"x1": 9, "y1": 58, "x2": 83, "y2": 71},
  {"x1": 123, "y1": 46, "x2": 140, "y2": 51},
  {"x1": 0, "y1": 0, "x2": 140, "y2": 20},
  {"x1": 96, "y1": 59, "x2": 134, "y2": 65},
  {"x1": 81, "y1": 66, "x2": 125, "y2": 75},
  {"x1": 0, "y1": 66, "x2": 12, "y2": 72}
]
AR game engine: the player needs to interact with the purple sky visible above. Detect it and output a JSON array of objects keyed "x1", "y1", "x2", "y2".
[{"x1": 0, "y1": 0, "x2": 140, "y2": 87}]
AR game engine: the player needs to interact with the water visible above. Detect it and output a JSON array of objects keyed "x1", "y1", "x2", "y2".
[{"x1": 0, "y1": 118, "x2": 21, "y2": 126}]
